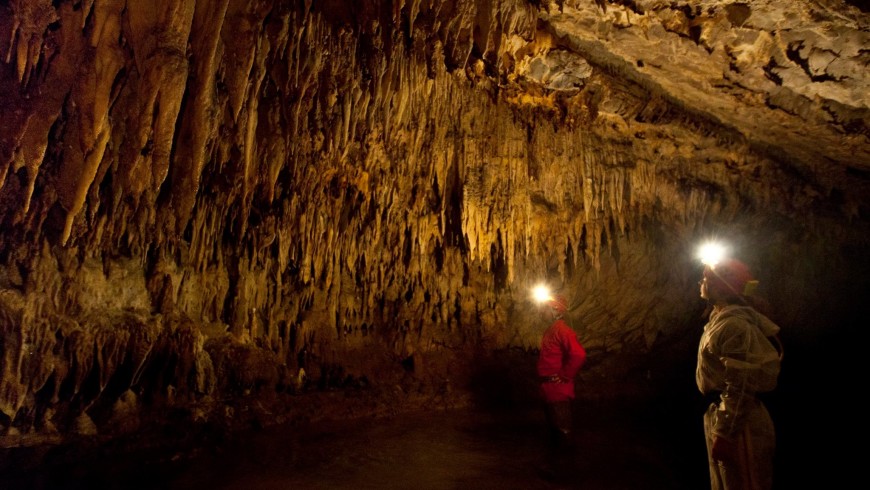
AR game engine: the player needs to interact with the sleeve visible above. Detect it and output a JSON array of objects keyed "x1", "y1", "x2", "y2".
[
  {"x1": 558, "y1": 327, "x2": 586, "y2": 380},
  {"x1": 713, "y1": 318, "x2": 766, "y2": 439}
]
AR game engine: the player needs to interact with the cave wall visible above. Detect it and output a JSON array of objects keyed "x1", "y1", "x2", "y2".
[{"x1": 0, "y1": 0, "x2": 867, "y2": 441}]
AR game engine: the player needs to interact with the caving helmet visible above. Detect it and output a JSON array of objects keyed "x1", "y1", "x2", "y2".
[
  {"x1": 703, "y1": 258, "x2": 754, "y2": 298},
  {"x1": 547, "y1": 294, "x2": 568, "y2": 314}
]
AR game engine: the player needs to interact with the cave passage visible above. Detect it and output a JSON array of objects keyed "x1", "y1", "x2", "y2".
[{"x1": 0, "y1": 1, "x2": 866, "y2": 489}]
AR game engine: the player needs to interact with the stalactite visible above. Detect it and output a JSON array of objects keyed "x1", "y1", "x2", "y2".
[
  {"x1": 8, "y1": 0, "x2": 56, "y2": 85},
  {"x1": 0, "y1": 0, "x2": 865, "y2": 439},
  {"x1": 163, "y1": 0, "x2": 230, "y2": 241},
  {"x1": 65, "y1": 327, "x2": 94, "y2": 399},
  {"x1": 0, "y1": 290, "x2": 27, "y2": 420},
  {"x1": 128, "y1": 321, "x2": 158, "y2": 388},
  {"x1": 108, "y1": 0, "x2": 192, "y2": 225},
  {"x1": 93, "y1": 326, "x2": 127, "y2": 401},
  {"x1": 60, "y1": 127, "x2": 110, "y2": 244}
]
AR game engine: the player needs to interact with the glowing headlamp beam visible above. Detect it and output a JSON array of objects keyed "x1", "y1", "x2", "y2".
[
  {"x1": 698, "y1": 241, "x2": 726, "y2": 267},
  {"x1": 531, "y1": 284, "x2": 552, "y2": 303}
]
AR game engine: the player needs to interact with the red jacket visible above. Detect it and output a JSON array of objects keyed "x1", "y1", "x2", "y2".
[{"x1": 537, "y1": 318, "x2": 586, "y2": 402}]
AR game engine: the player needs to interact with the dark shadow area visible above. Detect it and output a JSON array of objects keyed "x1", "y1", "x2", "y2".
[
  {"x1": 1, "y1": 368, "x2": 842, "y2": 490},
  {"x1": 769, "y1": 316, "x2": 860, "y2": 490},
  {"x1": 0, "y1": 392, "x2": 711, "y2": 490}
]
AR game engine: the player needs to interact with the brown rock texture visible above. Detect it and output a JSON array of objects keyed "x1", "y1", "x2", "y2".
[{"x1": 0, "y1": 0, "x2": 866, "y2": 451}]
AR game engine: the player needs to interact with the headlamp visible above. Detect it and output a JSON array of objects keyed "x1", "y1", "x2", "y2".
[
  {"x1": 531, "y1": 284, "x2": 553, "y2": 303},
  {"x1": 697, "y1": 241, "x2": 726, "y2": 267}
]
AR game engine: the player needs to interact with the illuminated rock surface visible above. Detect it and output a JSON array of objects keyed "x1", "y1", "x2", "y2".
[{"x1": 0, "y1": 0, "x2": 866, "y2": 487}]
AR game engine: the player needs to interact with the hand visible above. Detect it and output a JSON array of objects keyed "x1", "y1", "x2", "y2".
[{"x1": 711, "y1": 436, "x2": 737, "y2": 462}]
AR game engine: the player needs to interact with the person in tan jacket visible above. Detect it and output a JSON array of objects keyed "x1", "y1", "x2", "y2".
[{"x1": 696, "y1": 258, "x2": 783, "y2": 490}]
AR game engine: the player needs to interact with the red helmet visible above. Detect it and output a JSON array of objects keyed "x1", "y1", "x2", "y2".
[
  {"x1": 547, "y1": 294, "x2": 568, "y2": 313},
  {"x1": 703, "y1": 258, "x2": 753, "y2": 297}
]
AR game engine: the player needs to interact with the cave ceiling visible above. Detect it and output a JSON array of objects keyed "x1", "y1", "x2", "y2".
[{"x1": 0, "y1": 0, "x2": 868, "y2": 437}]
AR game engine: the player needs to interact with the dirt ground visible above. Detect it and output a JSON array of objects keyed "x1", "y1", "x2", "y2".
[
  {"x1": 161, "y1": 406, "x2": 707, "y2": 490},
  {"x1": 1, "y1": 395, "x2": 712, "y2": 490}
]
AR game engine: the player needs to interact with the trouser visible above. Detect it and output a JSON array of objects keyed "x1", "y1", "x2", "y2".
[
  {"x1": 544, "y1": 400, "x2": 574, "y2": 454},
  {"x1": 704, "y1": 400, "x2": 775, "y2": 490}
]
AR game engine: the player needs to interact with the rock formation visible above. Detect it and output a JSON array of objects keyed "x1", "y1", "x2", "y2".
[{"x1": 0, "y1": 0, "x2": 866, "y2": 459}]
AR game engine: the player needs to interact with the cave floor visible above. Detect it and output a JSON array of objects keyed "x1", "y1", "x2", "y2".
[
  {"x1": 1, "y1": 395, "x2": 713, "y2": 490},
  {"x1": 162, "y1": 406, "x2": 708, "y2": 490}
]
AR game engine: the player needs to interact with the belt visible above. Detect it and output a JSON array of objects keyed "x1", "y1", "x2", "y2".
[{"x1": 539, "y1": 375, "x2": 564, "y2": 384}]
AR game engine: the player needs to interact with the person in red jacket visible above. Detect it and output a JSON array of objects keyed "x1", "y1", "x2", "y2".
[{"x1": 537, "y1": 294, "x2": 587, "y2": 469}]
